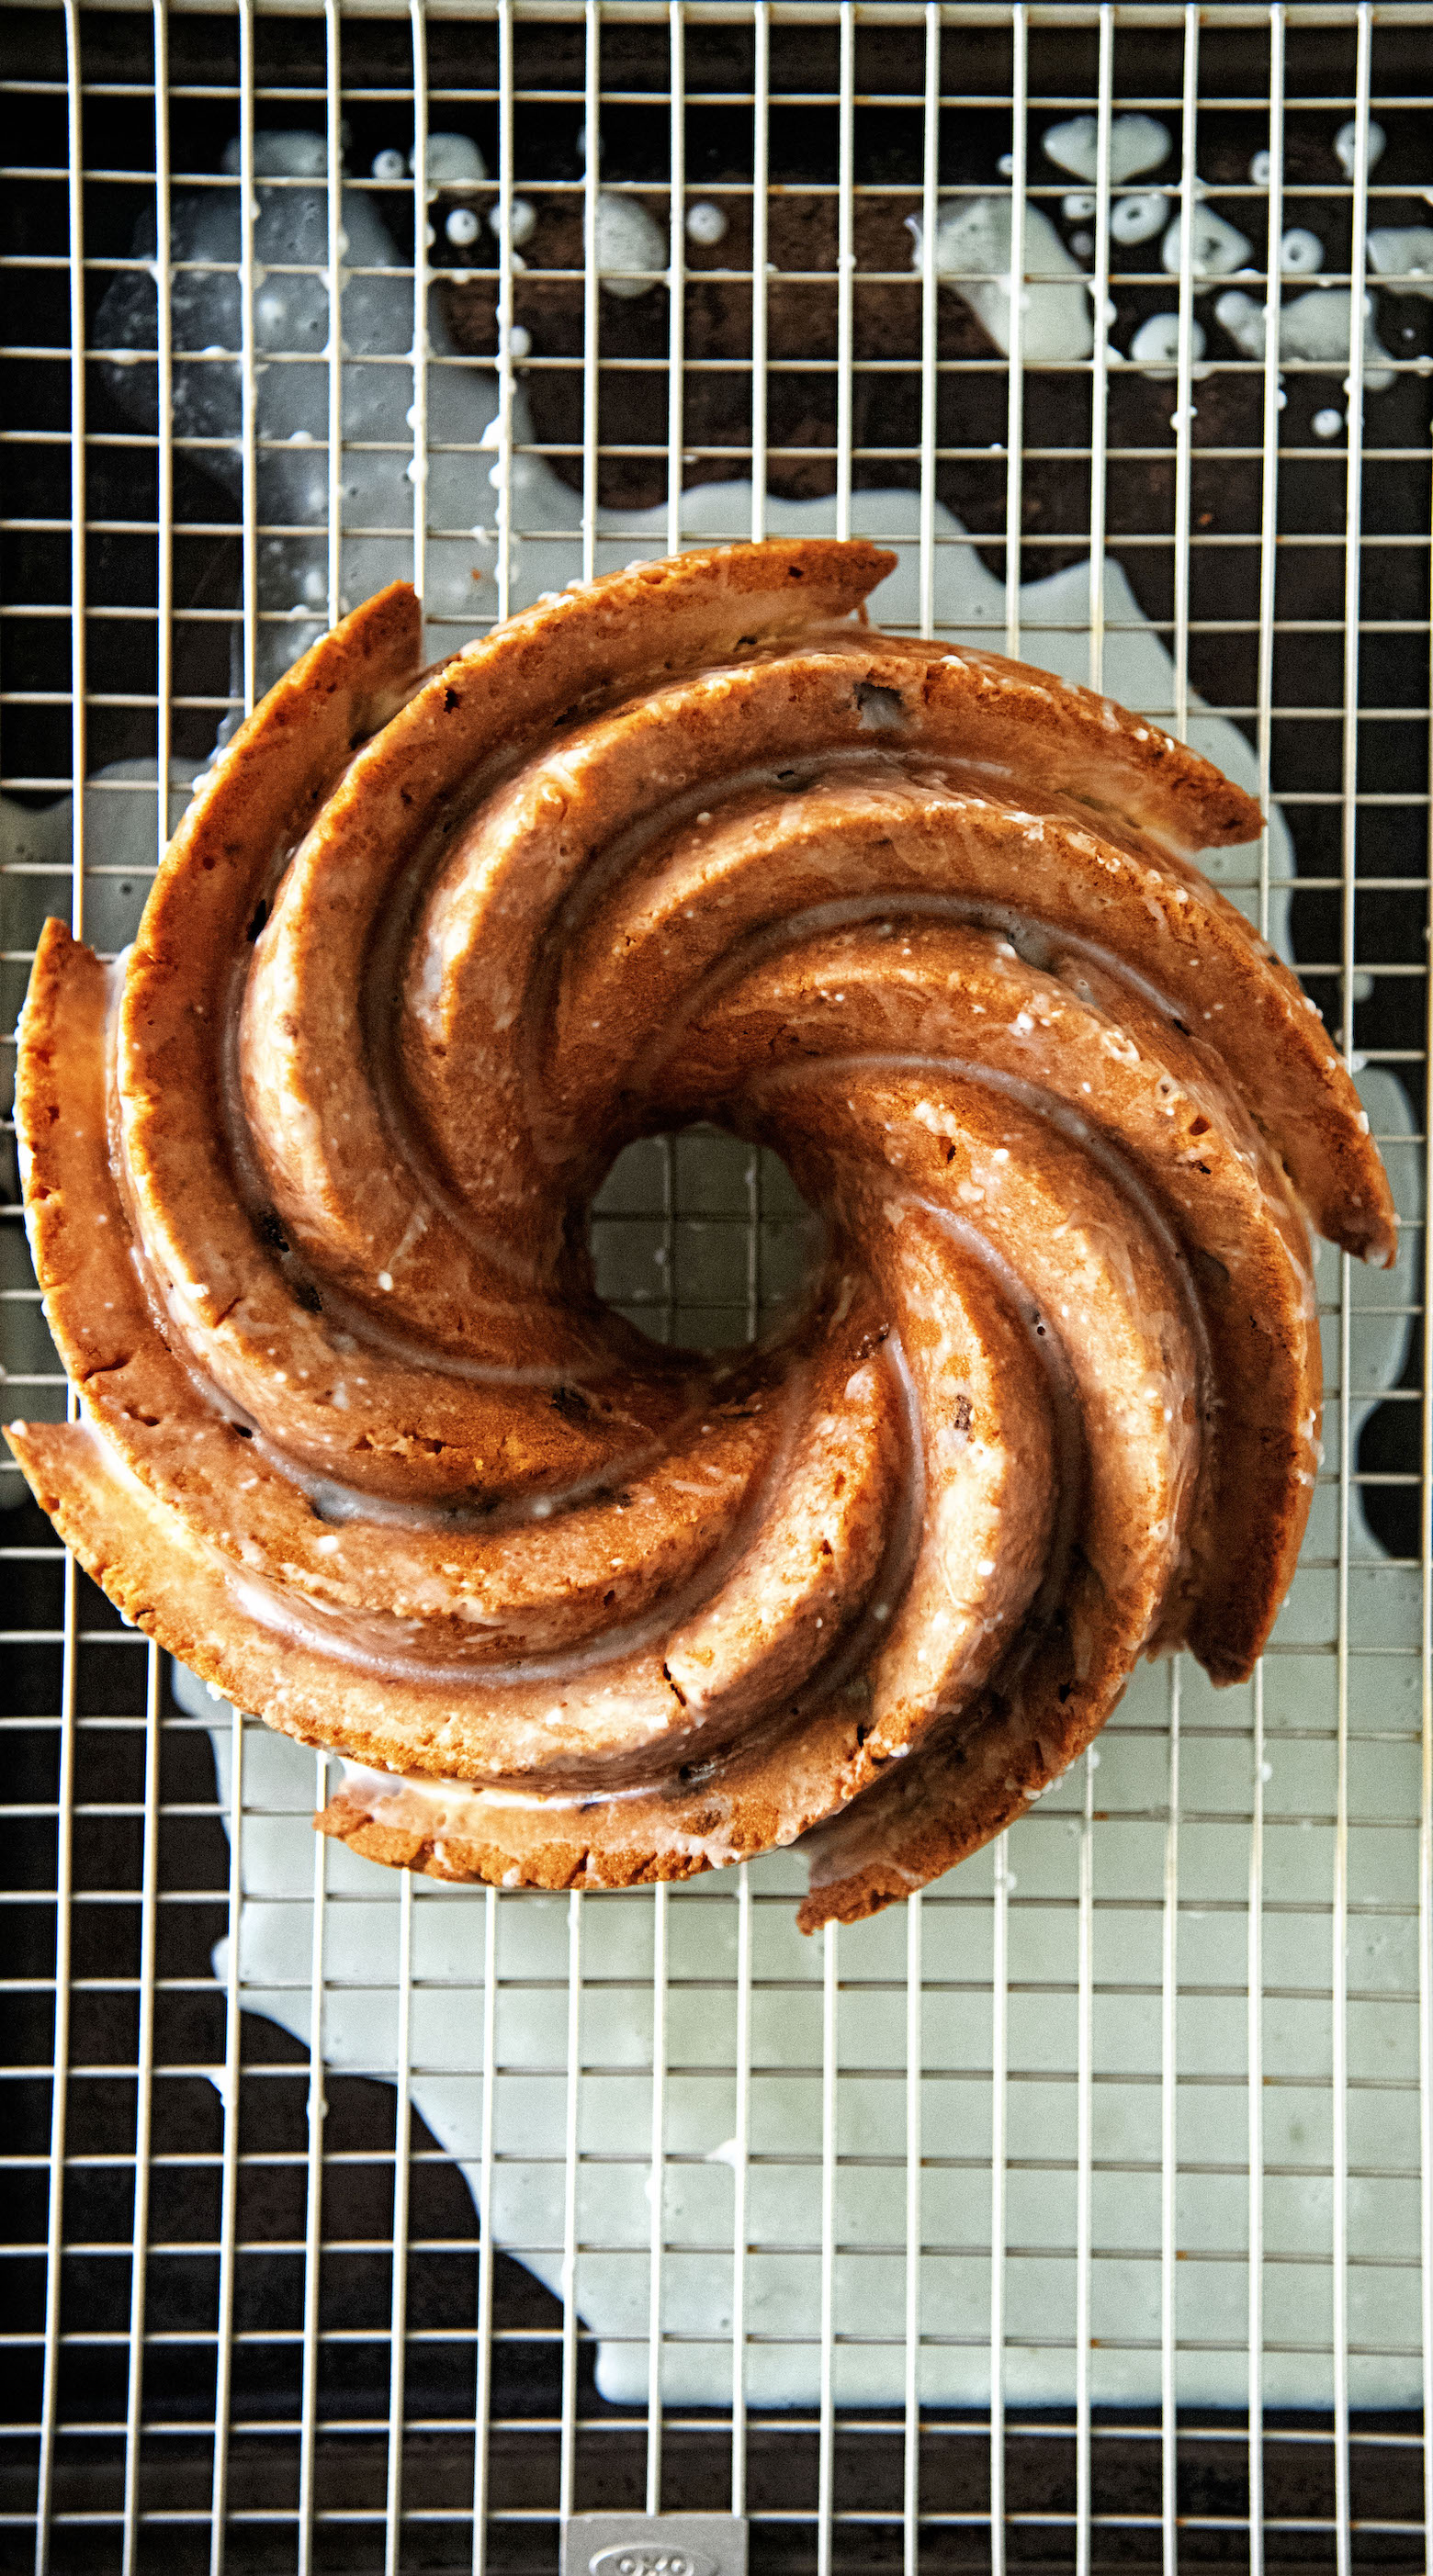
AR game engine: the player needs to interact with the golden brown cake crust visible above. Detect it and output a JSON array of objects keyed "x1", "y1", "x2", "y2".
[{"x1": 6, "y1": 538, "x2": 1395, "y2": 1924}]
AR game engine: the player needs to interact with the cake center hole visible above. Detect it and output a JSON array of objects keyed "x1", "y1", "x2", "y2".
[{"x1": 588, "y1": 1126, "x2": 824, "y2": 1352}]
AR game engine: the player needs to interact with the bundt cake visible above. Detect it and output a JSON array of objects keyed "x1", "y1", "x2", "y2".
[{"x1": 6, "y1": 538, "x2": 1394, "y2": 1929}]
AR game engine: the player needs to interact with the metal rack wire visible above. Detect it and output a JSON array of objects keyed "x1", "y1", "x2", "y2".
[{"x1": 3, "y1": 5, "x2": 1433, "y2": 2569}]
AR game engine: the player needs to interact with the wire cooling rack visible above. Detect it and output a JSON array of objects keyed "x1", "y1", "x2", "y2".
[{"x1": 4, "y1": 4, "x2": 1433, "y2": 2568}]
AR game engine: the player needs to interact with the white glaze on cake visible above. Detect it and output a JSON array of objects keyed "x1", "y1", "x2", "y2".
[{"x1": 6, "y1": 540, "x2": 1396, "y2": 1926}]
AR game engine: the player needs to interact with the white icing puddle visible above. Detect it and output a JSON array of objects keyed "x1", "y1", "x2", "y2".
[{"x1": 8, "y1": 433, "x2": 1420, "y2": 2419}]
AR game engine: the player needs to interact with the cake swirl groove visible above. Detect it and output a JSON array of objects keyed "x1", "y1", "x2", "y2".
[{"x1": 6, "y1": 539, "x2": 1395, "y2": 1927}]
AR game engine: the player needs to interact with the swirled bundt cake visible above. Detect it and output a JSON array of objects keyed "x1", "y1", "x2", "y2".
[{"x1": 6, "y1": 539, "x2": 1394, "y2": 1929}]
